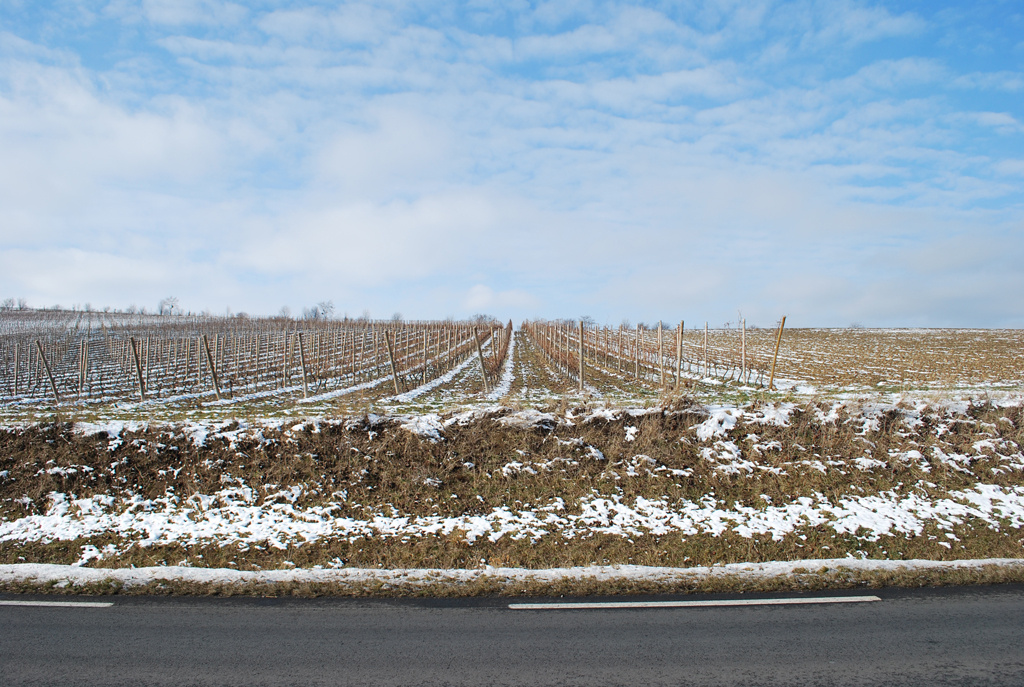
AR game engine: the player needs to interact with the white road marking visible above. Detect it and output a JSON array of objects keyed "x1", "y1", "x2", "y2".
[
  {"x1": 0, "y1": 600, "x2": 114, "y2": 608},
  {"x1": 509, "y1": 596, "x2": 881, "y2": 610}
]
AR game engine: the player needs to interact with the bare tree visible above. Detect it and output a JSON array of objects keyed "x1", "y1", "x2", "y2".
[
  {"x1": 158, "y1": 296, "x2": 179, "y2": 316},
  {"x1": 317, "y1": 300, "x2": 335, "y2": 319}
]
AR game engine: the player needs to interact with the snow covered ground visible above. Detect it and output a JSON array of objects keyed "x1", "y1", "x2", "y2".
[
  {"x1": 2, "y1": 396, "x2": 1024, "y2": 573},
  {"x1": 5, "y1": 478, "x2": 1023, "y2": 565},
  {"x1": 2, "y1": 557, "x2": 1023, "y2": 594}
]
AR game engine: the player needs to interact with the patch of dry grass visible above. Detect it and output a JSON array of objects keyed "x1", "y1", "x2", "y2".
[{"x1": 2, "y1": 399, "x2": 1024, "y2": 577}]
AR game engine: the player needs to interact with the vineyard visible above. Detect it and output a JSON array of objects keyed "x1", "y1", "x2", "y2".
[
  {"x1": 1, "y1": 309, "x2": 1024, "y2": 423},
  {"x1": 0, "y1": 310, "x2": 511, "y2": 419},
  {"x1": 4, "y1": 308, "x2": 1024, "y2": 593},
  {"x1": 523, "y1": 320, "x2": 1024, "y2": 392}
]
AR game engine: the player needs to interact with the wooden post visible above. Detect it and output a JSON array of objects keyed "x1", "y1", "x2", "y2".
[
  {"x1": 658, "y1": 321, "x2": 664, "y2": 388},
  {"x1": 617, "y1": 326, "x2": 622, "y2": 372},
  {"x1": 35, "y1": 340, "x2": 61, "y2": 403},
  {"x1": 444, "y1": 327, "x2": 451, "y2": 371},
  {"x1": 675, "y1": 321, "x2": 683, "y2": 390},
  {"x1": 768, "y1": 316, "x2": 786, "y2": 391},
  {"x1": 578, "y1": 319, "x2": 584, "y2": 393},
  {"x1": 283, "y1": 332, "x2": 291, "y2": 389},
  {"x1": 373, "y1": 328, "x2": 379, "y2": 377},
  {"x1": 201, "y1": 334, "x2": 222, "y2": 401},
  {"x1": 474, "y1": 328, "x2": 490, "y2": 394},
  {"x1": 634, "y1": 324, "x2": 640, "y2": 378},
  {"x1": 491, "y1": 326, "x2": 498, "y2": 368},
  {"x1": 80, "y1": 339, "x2": 89, "y2": 398},
  {"x1": 703, "y1": 322, "x2": 708, "y2": 377},
  {"x1": 77, "y1": 341, "x2": 83, "y2": 398},
  {"x1": 189, "y1": 337, "x2": 197, "y2": 388},
  {"x1": 741, "y1": 318, "x2": 746, "y2": 384},
  {"x1": 129, "y1": 337, "x2": 146, "y2": 401},
  {"x1": 255, "y1": 333, "x2": 261, "y2": 390},
  {"x1": 421, "y1": 329, "x2": 428, "y2": 386},
  {"x1": 14, "y1": 342, "x2": 19, "y2": 395},
  {"x1": 297, "y1": 331, "x2": 309, "y2": 399},
  {"x1": 350, "y1": 331, "x2": 357, "y2": 382},
  {"x1": 383, "y1": 330, "x2": 402, "y2": 394}
]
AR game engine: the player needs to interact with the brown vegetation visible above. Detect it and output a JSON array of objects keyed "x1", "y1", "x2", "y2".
[{"x1": 2, "y1": 399, "x2": 1023, "y2": 577}]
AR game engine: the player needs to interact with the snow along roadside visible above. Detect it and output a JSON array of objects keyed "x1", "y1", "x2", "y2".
[{"x1": 2, "y1": 558, "x2": 1023, "y2": 592}]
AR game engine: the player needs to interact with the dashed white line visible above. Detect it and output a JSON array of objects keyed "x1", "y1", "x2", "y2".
[
  {"x1": 509, "y1": 596, "x2": 881, "y2": 610},
  {"x1": 0, "y1": 600, "x2": 114, "y2": 608}
]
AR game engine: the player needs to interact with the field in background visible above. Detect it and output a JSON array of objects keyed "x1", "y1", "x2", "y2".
[{"x1": 1, "y1": 310, "x2": 1023, "y2": 425}]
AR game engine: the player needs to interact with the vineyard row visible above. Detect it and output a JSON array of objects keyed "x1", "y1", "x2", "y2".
[
  {"x1": 0, "y1": 319, "x2": 513, "y2": 405},
  {"x1": 522, "y1": 319, "x2": 786, "y2": 390}
]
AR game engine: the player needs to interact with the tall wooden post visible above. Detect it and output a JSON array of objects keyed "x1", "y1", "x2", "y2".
[
  {"x1": 36, "y1": 340, "x2": 61, "y2": 403},
  {"x1": 78, "y1": 340, "x2": 86, "y2": 398},
  {"x1": 191, "y1": 337, "x2": 198, "y2": 388},
  {"x1": 128, "y1": 337, "x2": 146, "y2": 401},
  {"x1": 491, "y1": 325, "x2": 498, "y2": 368},
  {"x1": 768, "y1": 316, "x2": 786, "y2": 391},
  {"x1": 741, "y1": 318, "x2": 746, "y2": 384},
  {"x1": 384, "y1": 330, "x2": 401, "y2": 394},
  {"x1": 255, "y1": 333, "x2": 261, "y2": 390},
  {"x1": 703, "y1": 322, "x2": 708, "y2": 377},
  {"x1": 657, "y1": 321, "x2": 664, "y2": 388},
  {"x1": 474, "y1": 328, "x2": 490, "y2": 394},
  {"x1": 578, "y1": 319, "x2": 584, "y2": 393},
  {"x1": 297, "y1": 331, "x2": 309, "y2": 398},
  {"x1": 675, "y1": 320, "x2": 684, "y2": 390},
  {"x1": 373, "y1": 328, "x2": 380, "y2": 378},
  {"x1": 618, "y1": 326, "x2": 622, "y2": 372},
  {"x1": 421, "y1": 329, "x2": 428, "y2": 386},
  {"x1": 202, "y1": 334, "x2": 222, "y2": 401},
  {"x1": 634, "y1": 324, "x2": 640, "y2": 378},
  {"x1": 281, "y1": 332, "x2": 289, "y2": 389}
]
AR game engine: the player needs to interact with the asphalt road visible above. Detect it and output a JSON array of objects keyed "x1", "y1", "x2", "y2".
[{"x1": 2, "y1": 586, "x2": 1023, "y2": 686}]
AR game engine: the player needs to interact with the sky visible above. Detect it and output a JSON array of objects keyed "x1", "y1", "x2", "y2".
[{"x1": 1, "y1": 0, "x2": 1023, "y2": 327}]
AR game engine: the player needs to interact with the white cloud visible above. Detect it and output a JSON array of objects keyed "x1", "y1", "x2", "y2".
[
  {"x1": 969, "y1": 111, "x2": 1023, "y2": 134},
  {"x1": 106, "y1": 0, "x2": 248, "y2": 27},
  {"x1": 780, "y1": 0, "x2": 926, "y2": 51},
  {"x1": 312, "y1": 108, "x2": 457, "y2": 199},
  {"x1": 950, "y1": 70, "x2": 1024, "y2": 92},
  {"x1": 0, "y1": 1, "x2": 1022, "y2": 325},
  {"x1": 463, "y1": 284, "x2": 539, "y2": 312},
  {"x1": 256, "y1": 5, "x2": 396, "y2": 45}
]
